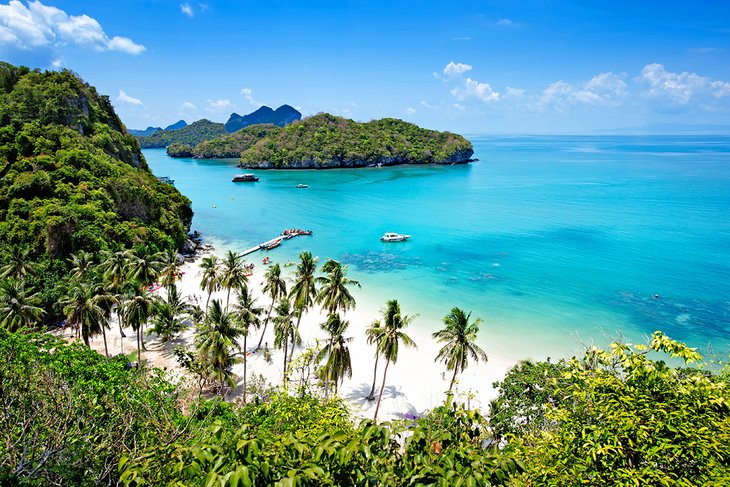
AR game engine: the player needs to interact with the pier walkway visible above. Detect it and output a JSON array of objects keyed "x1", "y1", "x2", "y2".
[{"x1": 240, "y1": 230, "x2": 312, "y2": 256}]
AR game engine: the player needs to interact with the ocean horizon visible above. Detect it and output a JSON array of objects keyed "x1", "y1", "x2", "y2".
[{"x1": 143, "y1": 134, "x2": 730, "y2": 364}]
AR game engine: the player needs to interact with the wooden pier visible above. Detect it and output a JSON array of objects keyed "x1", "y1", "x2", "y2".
[{"x1": 239, "y1": 230, "x2": 312, "y2": 256}]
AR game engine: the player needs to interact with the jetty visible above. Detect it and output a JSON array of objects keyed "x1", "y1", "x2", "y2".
[{"x1": 240, "y1": 229, "x2": 313, "y2": 256}]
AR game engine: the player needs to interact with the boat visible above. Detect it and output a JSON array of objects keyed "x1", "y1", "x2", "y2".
[
  {"x1": 296, "y1": 184, "x2": 309, "y2": 188},
  {"x1": 265, "y1": 238, "x2": 283, "y2": 250},
  {"x1": 381, "y1": 232, "x2": 411, "y2": 242},
  {"x1": 157, "y1": 176, "x2": 175, "y2": 185},
  {"x1": 232, "y1": 174, "x2": 259, "y2": 182}
]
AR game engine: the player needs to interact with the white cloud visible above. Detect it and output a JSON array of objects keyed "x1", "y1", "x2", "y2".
[
  {"x1": 443, "y1": 61, "x2": 472, "y2": 78},
  {"x1": 178, "y1": 101, "x2": 197, "y2": 115},
  {"x1": 505, "y1": 86, "x2": 525, "y2": 98},
  {"x1": 640, "y1": 63, "x2": 730, "y2": 103},
  {"x1": 107, "y1": 36, "x2": 145, "y2": 55},
  {"x1": 180, "y1": 3, "x2": 193, "y2": 18},
  {"x1": 496, "y1": 18, "x2": 515, "y2": 26},
  {"x1": 207, "y1": 99, "x2": 232, "y2": 111},
  {"x1": 420, "y1": 100, "x2": 439, "y2": 110},
  {"x1": 451, "y1": 77, "x2": 500, "y2": 102},
  {"x1": 405, "y1": 106, "x2": 416, "y2": 115},
  {"x1": 453, "y1": 103, "x2": 466, "y2": 111},
  {"x1": 538, "y1": 72, "x2": 627, "y2": 110},
  {"x1": 240, "y1": 87, "x2": 263, "y2": 107},
  {"x1": 117, "y1": 90, "x2": 143, "y2": 106},
  {"x1": 0, "y1": 0, "x2": 144, "y2": 54}
]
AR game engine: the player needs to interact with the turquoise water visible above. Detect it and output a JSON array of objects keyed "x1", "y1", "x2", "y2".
[{"x1": 143, "y1": 135, "x2": 730, "y2": 361}]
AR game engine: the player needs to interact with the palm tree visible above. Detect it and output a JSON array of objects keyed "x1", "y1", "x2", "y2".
[
  {"x1": 365, "y1": 319, "x2": 385, "y2": 400},
  {"x1": 149, "y1": 283, "x2": 192, "y2": 342},
  {"x1": 373, "y1": 299, "x2": 417, "y2": 422},
  {"x1": 258, "y1": 262, "x2": 287, "y2": 350},
  {"x1": 199, "y1": 255, "x2": 221, "y2": 310},
  {"x1": 0, "y1": 279, "x2": 45, "y2": 331},
  {"x1": 219, "y1": 250, "x2": 248, "y2": 310},
  {"x1": 433, "y1": 307, "x2": 488, "y2": 392},
  {"x1": 127, "y1": 246, "x2": 163, "y2": 289},
  {"x1": 61, "y1": 280, "x2": 106, "y2": 348},
  {"x1": 158, "y1": 248, "x2": 182, "y2": 291},
  {"x1": 69, "y1": 250, "x2": 95, "y2": 280},
  {"x1": 88, "y1": 277, "x2": 117, "y2": 357},
  {"x1": 100, "y1": 249, "x2": 134, "y2": 339},
  {"x1": 273, "y1": 298, "x2": 299, "y2": 382},
  {"x1": 231, "y1": 283, "x2": 263, "y2": 403},
  {"x1": 196, "y1": 299, "x2": 245, "y2": 395},
  {"x1": 316, "y1": 259, "x2": 360, "y2": 315},
  {"x1": 318, "y1": 313, "x2": 353, "y2": 396},
  {"x1": 0, "y1": 246, "x2": 36, "y2": 280},
  {"x1": 123, "y1": 285, "x2": 155, "y2": 361},
  {"x1": 289, "y1": 251, "x2": 318, "y2": 330}
]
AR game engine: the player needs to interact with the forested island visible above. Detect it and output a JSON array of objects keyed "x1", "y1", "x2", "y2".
[
  {"x1": 135, "y1": 105, "x2": 302, "y2": 149},
  {"x1": 2, "y1": 62, "x2": 730, "y2": 485},
  {"x1": 167, "y1": 113, "x2": 475, "y2": 168}
]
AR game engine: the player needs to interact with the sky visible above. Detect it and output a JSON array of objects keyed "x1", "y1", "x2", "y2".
[{"x1": 1, "y1": 0, "x2": 730, "y2": 133}]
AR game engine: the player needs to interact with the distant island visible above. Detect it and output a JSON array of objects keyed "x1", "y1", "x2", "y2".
[
  {"x1": 225, "y1": 104, "x2": 301, "y2": 132},
  {"x1": 167, "y1": 113, "x2": 474, "y2": 168},
  {"x1": 134, "y1": 105, "x2": 302, "y2": 148}
]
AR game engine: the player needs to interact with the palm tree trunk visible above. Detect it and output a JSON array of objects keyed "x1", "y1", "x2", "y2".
[
  {"x1": 242, "y1": 334, "x2": 248, "y2": 405},
  {"x1": 283, "y1": 339, "x2": 289, "y2": 383},
  {"x1": 449, "y1": 365, "x2": 459, "y2": 392},
  {"x1": 140, "y1": 322, "x2": 147, "y2": 351},
  {"x1": 373, "y1": 358, "x2": 391, "y2": 422},
  {"x1": 295, "y1": 308, "x2": 303, "y2": 330},
  {"x1": 257, "y1": 303, "x2": 274, "y2": 350},
  {"x1": 117, "y1": 309, "x2": 126, "y2": 337},
  {"x1": 101, "y1": 325, "x2": 109, "y2": 358},
  {"x1": 205, "y1": 290, "x2": 212, "y2": 310},
  {"x1": 367, "y1": 352, "x2": 380, "y2": 400},
  {"x1": 225, "y1": 288, "x2": 231, "y2": 311},
  {"x1": 323, "y1": 337, "x2": 334, "y2": 399},
  {"x1": 136, "y1": 327, "x2": 141, "y2": 364}
]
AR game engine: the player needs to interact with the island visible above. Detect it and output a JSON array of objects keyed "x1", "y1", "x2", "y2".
[{"x1": 167, "y1": 113, "x2": 474, "y2": 168}]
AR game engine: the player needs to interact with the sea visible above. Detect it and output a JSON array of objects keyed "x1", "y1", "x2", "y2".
[{"x1": 143, "y1": 135, "x2": 730, "y2": 363}]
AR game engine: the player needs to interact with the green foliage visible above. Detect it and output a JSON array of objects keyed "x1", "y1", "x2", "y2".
[
  {"x1": 508, "y1": 332, "x2": 730, "y2": 486},
  {"x1": 235, "y1": 113, "x2": 474, "y2": 168},
  {"x1": 0, "y1": 62, "x2": 192, "y2": 321},
  {"x1": 120, "y1": 394, "x2": 521, "y2": 486},
  {"x1": 137, "y1": 119, "x2": 226, "y2": 148},
  {"x1": 174, "y1": 123, "x2": 282, "y2": 158},
  {"x1": 489, "y1": 359, "x2": 569, "y2": 442},
  {"x1": 0, "y1": 330, "x2": 193, "y2": 485}
]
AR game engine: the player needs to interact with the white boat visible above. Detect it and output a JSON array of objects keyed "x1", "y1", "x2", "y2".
[{"x1": 380, "y1": 232, "x2": 411, "y2": 242}]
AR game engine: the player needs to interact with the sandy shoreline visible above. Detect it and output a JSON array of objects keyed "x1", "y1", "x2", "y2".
[{"x1": 72, "y1": 247, "x2": 517, "y2": 422}]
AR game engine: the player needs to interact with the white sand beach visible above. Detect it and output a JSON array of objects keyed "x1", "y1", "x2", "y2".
[{"x1": 73, "y1": 249, "x2": 517, "y2": 422}]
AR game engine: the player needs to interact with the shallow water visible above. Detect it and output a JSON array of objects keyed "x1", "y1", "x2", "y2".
[{"x1": 143, "y1": 134, "x2": 730, "y2": 361}]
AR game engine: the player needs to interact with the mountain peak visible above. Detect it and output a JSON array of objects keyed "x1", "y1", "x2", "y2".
[{"x1": 224, "y1": 104, "x2": 301, "y2": 133}]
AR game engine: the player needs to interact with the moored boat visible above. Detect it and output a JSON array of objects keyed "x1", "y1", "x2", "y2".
[
  {"x1": 296, "y1": 184, "x2": 309, "y2": 188},
  {"x1": 381, "y1": 232, "x2": 411, "y2": 242},
  {"x1": 265, "y1": 238, "x2": 283, "y2": 250},
  {"x1": 232, "y1": 173, "x2": 259, "y2": 182}
]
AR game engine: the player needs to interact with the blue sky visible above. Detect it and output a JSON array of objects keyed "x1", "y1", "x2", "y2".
[{"x1": 1, "y1": 0, "x2": 730, "y2": 133}]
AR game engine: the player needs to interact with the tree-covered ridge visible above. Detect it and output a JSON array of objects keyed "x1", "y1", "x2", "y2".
[
  {"x1": 236, "y1": 113, "x2": 474, "y2": 168},
  {"x1": 136, "y1": 119, "x2": 226, "y2": 148},
  {"x1": 167, "y1": 123, "x2": 282, "y2": 158},
  {"x1": 0, "y1": 63, "x2": 192, "y2": 317}
]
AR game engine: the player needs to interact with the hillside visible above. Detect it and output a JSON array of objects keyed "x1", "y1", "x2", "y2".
[
  {"x1": 136, "y1": 119, "x2": 226, "y2": 148},
  {"x1": 0, "y1": 62, "x2": 192, "y2": 311},
  {"x1": 225, "y1": 104, "x2": 301, "y2": 132},
  {"x1": 167, "y1": 123, "x2": 282, "y2": 158},
  {"x1": 128, "y1": 126, "x2": 162, "y2": 136},
  {"x1": 238, "y1": 113, "x2": 474, "y2": 168}
]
